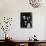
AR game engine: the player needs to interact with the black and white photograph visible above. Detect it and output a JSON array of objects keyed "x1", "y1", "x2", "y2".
[{"x1": 20, "y1": 12, "x2": 32, "y2": 28}]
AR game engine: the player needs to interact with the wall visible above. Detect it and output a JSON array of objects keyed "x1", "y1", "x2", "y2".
[{"x1": 0, "y1": 0, "x2": 46, "y2": 40}]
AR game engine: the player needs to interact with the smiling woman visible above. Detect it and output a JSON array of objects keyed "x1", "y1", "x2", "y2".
[{"x1": 29, "y1": 0, "x2": 44, "y2": 8}]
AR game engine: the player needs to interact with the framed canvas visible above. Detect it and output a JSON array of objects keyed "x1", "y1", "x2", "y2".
[{"x1": 20, "y1": 12, "x2": 32, "y2": 28}]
